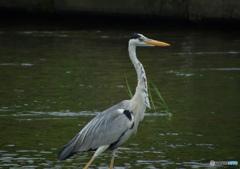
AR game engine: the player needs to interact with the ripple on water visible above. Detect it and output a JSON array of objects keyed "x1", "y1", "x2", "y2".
[
  {"x1": 0, "y1": 63, "x2": 34, "y2": 66},
  {"x1": 201, "y1": 68, "x2": 240, "y2": 71},
  {"x1": 1, "y1": 110, "x2": 170, "y2": 121},
  {"x1": 0, "y1": 148, "x2": 51, "y2": 168},
  {"x1": 167, "y1": 70, "x2": 195, "y2": 77}
]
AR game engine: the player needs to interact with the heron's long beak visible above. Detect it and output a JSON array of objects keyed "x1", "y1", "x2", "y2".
[{"x1": 145, "y1": 39, "x2": 170, "y2": 46}]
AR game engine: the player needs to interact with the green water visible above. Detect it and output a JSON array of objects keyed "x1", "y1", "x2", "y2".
[{"x1": 0, "y1": 27, "x2": 239, "y2": 169}]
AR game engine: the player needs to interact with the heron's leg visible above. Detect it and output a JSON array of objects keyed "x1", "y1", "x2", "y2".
[
  {"x1": 83, "y1": 156, "x2": 95, "y2": 169},
  {"x1": 110, "y1": 149, "x2": 118, "y2": 169},
  {"x1": 84, "y1": 145, "x2": 109, "y2": 169},
  {"x1": 110, "y1": 156, "x2": 114, "y2": 169}
]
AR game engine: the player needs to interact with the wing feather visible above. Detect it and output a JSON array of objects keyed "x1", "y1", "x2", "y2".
[
  {"x1": 58, "y1": 100, "x2": 131, "y2": 161},
  {"x1": 76, "y1": 106, "x2": 131, "y2": 151}
]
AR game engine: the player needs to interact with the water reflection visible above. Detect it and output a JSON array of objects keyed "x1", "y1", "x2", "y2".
[{"x1": 0, "y1": 27, "x2": 239, "y2": 168}]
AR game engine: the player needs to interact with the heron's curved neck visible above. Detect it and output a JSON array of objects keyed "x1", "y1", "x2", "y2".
[{"x1": 128, "y1": 44, "x2": 150, "y2": 123}]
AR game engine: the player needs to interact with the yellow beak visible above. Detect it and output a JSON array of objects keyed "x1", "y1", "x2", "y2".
[{"x1": 145, "y1": 39, "x2": 170, "y2": 46}]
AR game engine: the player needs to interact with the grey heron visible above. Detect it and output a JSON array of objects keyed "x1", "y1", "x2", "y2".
[{"x1": 58, "y1": 33, "x2": 170, "y2": 168}]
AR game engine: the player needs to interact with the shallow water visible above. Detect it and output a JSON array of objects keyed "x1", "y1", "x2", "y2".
[{"x1": 0, "y1": 26, "x2": 240, "y2": 168}]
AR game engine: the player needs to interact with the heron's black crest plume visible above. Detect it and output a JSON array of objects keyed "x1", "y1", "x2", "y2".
[{"x1": 130, "y1": 33, "x2": 142, "y2": 39}]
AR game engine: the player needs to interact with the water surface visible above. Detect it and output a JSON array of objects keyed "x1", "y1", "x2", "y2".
[{"x1": 0, "y1": 27, "x2": 239, "y2": 168}]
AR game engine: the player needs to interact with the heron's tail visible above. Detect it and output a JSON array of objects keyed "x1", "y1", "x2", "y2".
[{"x1": 58, "y1": 134, "x2": 80, "y2": 161}]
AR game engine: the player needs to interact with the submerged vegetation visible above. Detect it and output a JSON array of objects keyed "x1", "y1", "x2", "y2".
[{"x1": 125, "y1": 74, "x2": 172, "y2": 116}]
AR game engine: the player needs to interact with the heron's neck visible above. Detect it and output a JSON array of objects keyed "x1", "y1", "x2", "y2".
[{"x1": 128, "y1": 44, "x2": 150, "y2": 124}]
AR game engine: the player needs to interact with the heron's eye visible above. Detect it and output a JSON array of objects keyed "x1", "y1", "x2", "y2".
[{"x1": 138, "y1": 38, "x2": 144, "y2": 42}]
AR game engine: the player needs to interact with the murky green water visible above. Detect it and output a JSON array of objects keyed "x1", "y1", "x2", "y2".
[{"x1": 0, "y1": 26, "x2": 240, "y2": 169}]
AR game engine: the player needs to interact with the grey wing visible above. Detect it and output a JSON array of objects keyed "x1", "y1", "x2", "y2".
[{"x1": 58, "y1": 100, "x2": 132, "y2": 161}]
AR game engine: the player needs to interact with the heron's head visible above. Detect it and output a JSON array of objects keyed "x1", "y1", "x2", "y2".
[{"x1": 129, "y1": 33, "x2": 170, "y2": 47}]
